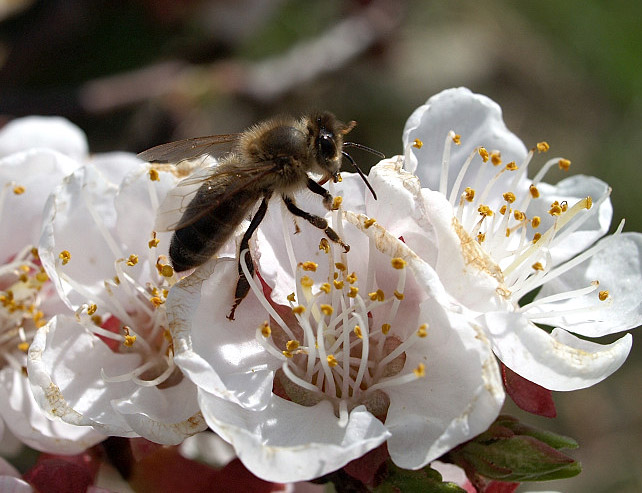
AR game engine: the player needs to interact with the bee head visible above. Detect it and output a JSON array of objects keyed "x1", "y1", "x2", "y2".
[{"x1": 308, "y1": 112, "x2": 354, "y2": 177}]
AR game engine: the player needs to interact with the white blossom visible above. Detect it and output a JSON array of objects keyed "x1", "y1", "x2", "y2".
[
  {"x1": 28, "y1": 157, "x2": 207, "y2": 445},
  {"x1": 0, "y1": 117, "x2": 103, "y2": 453},
  {"x1": 401, "y1": 87, "x2": 638, "y2": 391},
  {"x1": 168, "y1": 171, "x2": 504, "y2": 482}
]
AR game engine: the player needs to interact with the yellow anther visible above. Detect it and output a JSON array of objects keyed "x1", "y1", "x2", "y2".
[
  {"x1": 124, "y1": 335, "x2": 137, "y2": 347},
  {"x1": 320, "y1": 283, "x2": 331, "y2": 293},
  {"x1": 301, "y1": 261, "x2": 318, "y2": 272},
  {"x1": 585, "y1": 196, "x2": 593, "y2": 210},
  {"x1": 30, "y1": 247, "x2": 39, "y2": 259},
  {"x1": 368, "y1": 289, "x2": 385, "y2": 302},
  {"x1": 505, "y1": 228, "x2": 511, "y2": 237},
  {"x1": 282, "y1": 350, "x2": 293, "y2": 358},
  {"x1": 126, "y1": 254, "x2": 139, "y2": 266},
  {"x1": 319, "y1": 238, "x2": 330, "y2": 253},
  {"x1": 413, "y1": 138, "x2": 424, "y2": 148},
  {"x1": 160, "y1": 264, "x2": 174, "y2": 277},
  {"x1": 261, "y1": 322, "x2": 271, "y2": 338},
  {"x1": 348, "y1": 286, "x2": 359, "y2": 298},
  {"x1": 300, "y1": 276, "x2": 314, "y2": 288},
  {"x1": 499, "y1": 205, "x2": 508, "y2": 215},
  {"x1": 531, "y1": 216, "x2": 541, "y2": 228},
  {"x1": 354, "y1": 325, "x2": 363, "y2": 339},
  {"x1": 91, "y1": 315, "x2": 103, "y2": 326},
  {"x1": 292, "y1": 305, "x2": 306, "y2": 315},
  {"x1": 13, "y1": 185, "x2": 25, "y2": 195},
  {"x1": 381, "y1": 323, "x2": 391, "y2": 335},
  {"x1": 478, "y1": 147, "x2": 489, "y2": 162},
  {"x1": 529, "y1": 184, "x2": 540, "y2": 198},
  {"x1": 335, "y1": 262, "x2": 347, "y2": 272},
  {"x1": 598, "y1": 290, "x2": 609, "y2": 301},
  {"x1": 59, "y1": 250, "x2": 71, "y2": 265},
  {"x1": 163, "y1": 329, "x2": 172, "y2": 342},
  {"x1": 320, "y1": 304, "x2": 334, "y2": 316},
  {"x1": 513, "y1": 210, "x2": 526, "y2": 221},
  {"x1": 490, "y1": 151, "x2": 502, "y2": 166},
  {"x1": 558, "y1": 158, "x2": 571, "y2": 171},
  {"x1": 162, "y1": 288, "x2": 169, "y2": 298},
  {"x1": 532, "y1": 262, "x2": 544, "y2": 271},
  {"x1": 505, "y1": 161, "x2": 518, "y2": 171},
  {"x1": 17, "y1": 341, "x2": 29, "y2": 352},
  {"x1": 561, "y1": 201, "x2": 568, "y2": 212},
  {"x1": 464, "y1": 187, "x2": 475, "y2": 202},
  {"x1": 332, "y1": 196, "x2": 343, "y2": 210},
  {"x1": 391, "y1": 257, "x2": 406, "y2": 270},
  {"x1": 503, "y1": 192, "x2": 516, "y2": 203},
  {"x1": 417, "y1": 324, "x2": 428, "y2": 338},
  {"x1": 452, "y1": 134, "x2": 461, "y2": 145},
  {"x1": 87, "y1": 304, "x2": 97, "y2": 315},
  {"x1": 149, "y1": 169, "x2": 160, "y2": 181},
  {"x1": 286, "y1": 340, "x2": 300, "y2": 351},
  {"x1": 363, "y1": 217, "x2": 376, "y2": 229},
  {"x1": 287, "y1": 293, "x2": 296, "y2": 302},
  {"x1": 394, "y1": 290, "x2": 404, "y2": 300},
  {"x1": 335, "y1": 173, "x2": 343, "y2": 183},
  {"x1": 413, "y1": 363, "x2": 426, "y2": 378},
  {"x1": 347, "y1": 272, "x2": 357, "y2": 284},
  {"x1": 478, "y1": 205, "x2": 493, "y2": 217},
  {"x1": 150, "y1": 296, "x2": 164, "y2": 307},
  {"x1": 536, "y1": 141, "x2": 550, "y2": 153},
  {"x1": 548, "y1": 201, "x2": 563, "y2": 216},
  {"x1": 333, "y1": 279, "x2": 344, "y2": 290},
  {"x1": 476, "y1": 232, "x2": 486, "y2": 243},
  {"x1": 18, "y1": 264, "x2": 30, "y2": 273},
  {"x1": 148, "y1": 232, "x2": 160, "y2": 249},
  {"x1": 532, "y1": 233, "x2": 542, "y2": 243},
  {"x1": 327, "y1": 355, "x2": 338, "y2": 367}
]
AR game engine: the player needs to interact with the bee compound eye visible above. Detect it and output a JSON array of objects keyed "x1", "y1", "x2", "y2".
[{"x1": 318, "y1": 135, "x2": 336, "y2": 160}]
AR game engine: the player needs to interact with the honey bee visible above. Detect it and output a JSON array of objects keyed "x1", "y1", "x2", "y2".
[{"x1": 138, "y1": 111, "x2": 382, "y2": 320}]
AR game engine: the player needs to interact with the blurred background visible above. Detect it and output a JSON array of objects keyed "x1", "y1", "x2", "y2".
[{"x1": 1, "y1": 0, "x2": 640, "y2": 491}]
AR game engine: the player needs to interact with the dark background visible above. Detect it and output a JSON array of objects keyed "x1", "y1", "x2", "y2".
[{"x1": 1, "y1": 1, "x2": 640, "y2": 491}]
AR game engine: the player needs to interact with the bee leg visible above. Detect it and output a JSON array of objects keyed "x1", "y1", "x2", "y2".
[
  {"x1": 282, "y1": 195, "x2": 350, "y2": 252},
  {"x1": 306, "y1": 177, "x2": 333, "y2": 210},
  {"x1": 227, "y1": 194, "x2": 271, "y2": 321}
]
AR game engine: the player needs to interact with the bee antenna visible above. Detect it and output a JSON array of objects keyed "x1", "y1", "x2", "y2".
[
  {"x1": 343, "y1": 142, "x2": 386, "y2": 159},
  {"x1": 341, "y1": 151, "x2": 377, "y2": 200}
]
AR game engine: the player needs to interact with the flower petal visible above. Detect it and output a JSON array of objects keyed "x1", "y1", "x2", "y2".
[
  {"x1": 385, "y1": 299, "x2": 504, "y2": 469},
  {"x1": 198, "y1": 391, "x2": 390, "y2": 483},
  {"x1": 0, "y1": 116, "x2": 88, "y2": 160},
  {"x1": 530, "y1": 232, "x2": 642, "y2": 336},
  {"x1": 483, "y1": 311, "x2": 632, "y2": 391},
  {"x1": 403, "y1": 87, "x2": 527, "y2": 193}
]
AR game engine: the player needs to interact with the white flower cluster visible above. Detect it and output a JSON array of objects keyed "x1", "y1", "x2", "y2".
[{"x1": 0, "y1": 89, "x2": 638, "y2": 484}]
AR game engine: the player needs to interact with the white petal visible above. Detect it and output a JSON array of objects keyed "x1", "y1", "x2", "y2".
[
  {"x1": 169, "y1": 259, "x2": 279, "y2": 410},
  {"x1": 483, "y1": 312, "x2": 632, "y2": 391},
  {"x1": 385, "y1": 300, "x2": 503, "y2": 469},
  {"x1": 198, "y1": 391, "x2": 390, "y2": 482},
  {"x1": 0, "y1": 476, "x2": 34, "y2": 493},
  {"x1": 0, "y1": 367, "x2": 104, "y2": 454},
  {"x1": 0, "y1": 116, "x2": 88, "y2": 160},
  {"x1": 38, "y1": 164, "x2": 121, "y2": 309},
  {"x1": 111, "y1": 379, "x2": 206, "y2": 445},
  {"x1": 1, "y1": 149, "x2": 80, "y2": 260},
  {"x1": 27, "y1": 315, "x2": 140, "y2": 436},
  {"x1": 530, "y1": 232, "x2": 642, "y2": 336},
  {"x1": 403, "y1": 87, "x2": 527, "y2": 192}
]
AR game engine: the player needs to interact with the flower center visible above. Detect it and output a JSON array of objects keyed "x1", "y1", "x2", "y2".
[
  {"x1": 245, "y1": 200, "x2": 427, "y2": 425},
  {"x1": 0, "y1": 247, "x2": 49, "y2": 370},
  {"x1": 429, "y1": 132, "x2": 617, "y2": 312}
]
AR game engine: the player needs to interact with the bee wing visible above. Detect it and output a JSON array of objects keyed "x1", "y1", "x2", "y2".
[
  {"x1": 154, "y1": 159, "x2": 277, "y2": 232},
  {"x1": 138, "y1": 133, "x2": 243, "y2": 163}
]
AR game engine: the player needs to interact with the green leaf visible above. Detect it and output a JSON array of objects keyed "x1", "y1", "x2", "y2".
[{"x1": 374, "y1": 464, "x2": 467, "y2": 493}]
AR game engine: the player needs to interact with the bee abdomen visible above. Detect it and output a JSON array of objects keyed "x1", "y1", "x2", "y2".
[{"x1": 169, "y1": 185, "x2": 259, "y2": 271}]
